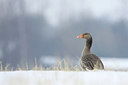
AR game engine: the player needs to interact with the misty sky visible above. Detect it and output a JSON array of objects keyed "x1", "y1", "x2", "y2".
[
  {"x1": 24, "y1": 0, "x2": 128, "y2": 57},
  {"x1": 0, "y1": 0, "x2": 128, "y2": 67},
  {"x1": 26, "y1": 0, "x2": 128, "y2": 25}
]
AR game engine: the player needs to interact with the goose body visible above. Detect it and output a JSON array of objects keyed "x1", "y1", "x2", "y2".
[{"x1": 77, "y1": 33, "x2": 104, "y2": 71}]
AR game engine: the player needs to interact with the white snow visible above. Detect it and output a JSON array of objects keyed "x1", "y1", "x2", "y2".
[
  {"x1": 0, "y1": 71, "x2": 128, "y2": 85},
  {"x1": 102, "y1": 58, "x2": 128, "y2": 71}
]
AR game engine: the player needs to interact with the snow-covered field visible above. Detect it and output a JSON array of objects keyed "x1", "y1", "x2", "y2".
[
  {"x1": 0, "y1": 58, "x2": 128, "y2": 85},
  {"x1": 0, "y1": 71, "x2": 127, "y2": 85}
]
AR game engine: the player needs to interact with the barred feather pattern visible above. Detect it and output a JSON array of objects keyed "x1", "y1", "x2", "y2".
[{"x1": 80, "y1": 54, "x2": 104, "y2": 70}]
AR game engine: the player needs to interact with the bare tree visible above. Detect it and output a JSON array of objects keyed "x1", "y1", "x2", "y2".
[
  {"x1": 0, "y1": 0, "x2": 28, "y2": 68},
  {"x1": 17, "y1": 0, "x2": 28, "y2": 67}
]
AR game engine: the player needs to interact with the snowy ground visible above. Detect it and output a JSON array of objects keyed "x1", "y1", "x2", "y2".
[
  {"x1": 102, "y1": 58, "x2": 128, "y2": 71},
  {"x1": 0, "y1": 71, "x2": 128, "y2": 85},
  {"x1": 0, "y1": 58, "x2": 128, "y2": 85}
]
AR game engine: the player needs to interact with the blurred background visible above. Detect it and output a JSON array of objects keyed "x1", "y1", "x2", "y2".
[{"x1": 0, "y1": 0, "x2": 128, "y2": 69}]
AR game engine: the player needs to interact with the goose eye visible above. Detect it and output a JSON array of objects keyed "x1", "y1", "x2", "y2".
[{"x1": 83, "y1": 34, "x2": 86, "y2": 37}]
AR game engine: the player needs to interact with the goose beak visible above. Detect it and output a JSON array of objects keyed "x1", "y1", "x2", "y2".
[
  {"x1": 77, "y1": 35, "x2": 83, "y2": 38},
  {"x1": 77, "y1": 36, "x2": 81, "y2": 38}
]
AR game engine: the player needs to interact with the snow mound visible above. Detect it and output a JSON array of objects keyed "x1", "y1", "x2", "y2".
[{"x1": 102, "y1": 58, "x2": 128, "y2": 71}]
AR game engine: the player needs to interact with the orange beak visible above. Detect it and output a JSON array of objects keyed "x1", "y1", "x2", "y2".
[{"x1": 77, "y1": 34, "x2": 83, "y2": 38}]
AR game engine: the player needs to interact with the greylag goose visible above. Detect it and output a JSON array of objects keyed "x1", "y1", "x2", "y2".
[{"x1": 77, "y1": 33, "x2": 104, "y2": 70}]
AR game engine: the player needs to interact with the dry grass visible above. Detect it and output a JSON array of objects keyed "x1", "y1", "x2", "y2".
[
  {"x1": 0, "y1": 59, "x2": 81, "y2": 71},
  {"x1": 0, "y1": 59, "x2": 127, "y2": 72}
]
